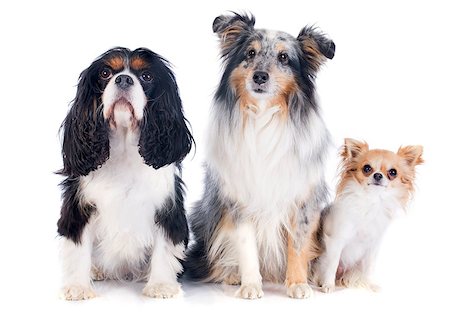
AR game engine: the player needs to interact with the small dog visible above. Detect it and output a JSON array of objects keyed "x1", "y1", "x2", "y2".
[
  {"x1": 185, "y1": 13, "x2": 334, "y2": 299},
  {"x1": 313, "y1": 138, "x2": 423, "y2": 292},
  {"x1": 57, "y1": 47, "x2": 193, "y2": 300}
]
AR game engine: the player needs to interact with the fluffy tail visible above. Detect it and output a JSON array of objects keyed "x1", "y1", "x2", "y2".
[{"x1": 182, "y1": 240, "x2": 211, "y2": 281}]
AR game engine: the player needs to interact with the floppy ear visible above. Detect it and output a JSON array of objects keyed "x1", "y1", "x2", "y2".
[
  {"x1": 212, "y1": 12, "x2": 255, "y2": 57},
  {"x1": 342, "y1": 138, "x2": 369, "y2": 160},
  {"x1": 138, "y1": 59, "x2": 193, "y2": 169},
  {"x1": 297, "y1": 26, "x2": 335, "y2": 75},
  {"x1": 59, "y1": 68, "x2": 110, "y2": 177},
  {"x1": 397, "y1": 145, "x2": 424, "y2": 166}
]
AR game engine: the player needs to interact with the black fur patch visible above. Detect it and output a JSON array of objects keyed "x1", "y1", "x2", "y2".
[
  {"x1": 57, "y1": 177, "x2": 95, "y2": 243},
  {"x1": 184, "y1": 170, "x2": 226, "y2": 280},
  {"x1": 155, "y1": 174, "x2": 189, "y2": 246},
  {"x1": 137, "y1": 50, "x2": 193, "y2": 169}
]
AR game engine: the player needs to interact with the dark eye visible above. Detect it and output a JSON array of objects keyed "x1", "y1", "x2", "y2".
[
  {"x1": 278, "y1": 52, "x2": 289, "y2": 64},
  {"x1": 141, "y1": 71, "x2": 152, "y2": 82},
  {"x1": 100, "y1": 67, "x2": 112, "y2": 80},
  {"x1": 247, "y1": 49, "x2": 256, "y2": 60},
  {"x1": 388, "y1": 168, "x2": 397, "y2": 179},
  {"x1": 363, "y1": 164, "x2": 372, "y2": 174}
]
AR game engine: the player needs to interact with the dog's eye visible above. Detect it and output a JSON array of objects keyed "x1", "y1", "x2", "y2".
[
  {"x1": 246, "y1": 49, "x2": 256, "y2": 60},
  {"x1": 141, "y1": 71, "x2": 152, "y2": 82},
  {"x1": 363, "y1": 164, "x2": 372, "y2": 174},
  {"x1": 100, "y1": 67, "x2": 112, "y2": 80},
  {"x1": 278, "y1": 52, "x2": 289, "y2": 65},
  {"x1": 388, "y1": 168, "x2": 397, "y2": 179}
]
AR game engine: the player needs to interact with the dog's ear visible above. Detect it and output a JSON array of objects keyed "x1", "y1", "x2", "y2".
[
  {"x1": 138, "y1": 55, "x2": 193, "y2": 169},
  {"x1": 397, "y1": 145, "x2": 424, "y2": 166},
  {"x1": 59, "y1": 67, "x2": 110, "y2": 177},
  {"x1": 297, "y1": 26, "x2": 335, "y2": 74},
  {"x1": 342, "y1": 138, "x2": 368, "y2": 160},
  {"x1": 213, "y1": 12, "x2": 255, "y2": 57}
]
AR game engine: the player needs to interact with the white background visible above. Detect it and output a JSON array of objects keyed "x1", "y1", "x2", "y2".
[{"x1": 1, "y1": 0, "x2": 449, "y2": 320}]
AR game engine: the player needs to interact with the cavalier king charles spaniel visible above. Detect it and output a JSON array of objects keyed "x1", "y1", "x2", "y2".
[{"x1": 57, "y1": 47, "x2": 193, "y2": 300}]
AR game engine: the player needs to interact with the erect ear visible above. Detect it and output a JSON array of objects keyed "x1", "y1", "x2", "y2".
[
  {"x1": 138, "y1": 55, "x2": 193, "y2": 169},
  {"x1": 212, "y1": 12, "x2": 255, "y2": 57},
  {"x1": 397, "y1": 145, "x2": 424, "y2": 166},
  {"x1": 297, "y1": 26, "x2": 335, "y2": 74},
  {"x1": 59, "y1": 67, "x2": 110, "y2": 177},
  {"x1": 342, "y1": 138, "x2": 369, "y2": 160}
]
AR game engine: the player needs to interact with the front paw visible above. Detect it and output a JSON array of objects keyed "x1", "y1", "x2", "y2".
[
  {"x1": 339, "y1": 277, "x2": 380, "y2": 292},
  {"x1": 287, "y1": 283, "x2": 313, "y2": 299},
  {"x1": 91, "y1": 266, "x2": 106, "y2": 281},
  {"x1": 235, "y1": 283, "x2": 264, "y2": 299},
  {"x1": 319, "y1": 283, "x2": 335, "y2": 293},
  {"x1": 223, "y1": 272, "x2": 241, "y2": 286},
  {"x1": 62, "y1": 285, "x2": 96, "y2": 300},
  {"x1": 143, "y1": 282, "x2": 181, "y2": 299}
]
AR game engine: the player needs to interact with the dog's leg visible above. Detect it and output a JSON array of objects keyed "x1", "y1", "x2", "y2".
[
  {"x1": 285, "y1": 229, "x2": 314, "y2": 299},
  {"x1": 314, "y1": 234, "x2": 344, "y2": 293},
  {"x1": 143, "y1": 230, "x2": 184, "y2": 299},
  {"x1": 60, "y1": 225, "x2": 95, "y2": 300},
  {"x1": 338, "y1": 253, "x2": 380, "y2": 291},
  {"x1": 234, "y1": 222, "x2": 263, "y2": 299}
]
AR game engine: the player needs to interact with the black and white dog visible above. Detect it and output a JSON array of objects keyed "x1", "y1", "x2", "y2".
[
  {"x1": 57, "y1": 47, "x2": 193, "y2": 300},
  {"x1": 185, "y1": 13, "x2": 334, "y2": 299}
]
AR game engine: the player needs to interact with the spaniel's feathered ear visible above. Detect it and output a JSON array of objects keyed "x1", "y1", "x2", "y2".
[
  {"x1": 59, "y1": 67, "x2": 110, "y2": 177},
  {"x1": 138, "y1": 56, "x2": 193, "y2": 169}
]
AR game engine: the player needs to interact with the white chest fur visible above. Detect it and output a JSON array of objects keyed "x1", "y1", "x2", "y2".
[
  {"x1": 208, "y1": 105, "x2": 326, "y2": 215},
  {"x1": 80, "y1": 128, "x2": 175, "y2": 275},
  {"x1": 329, "y1": 183, "x2": 403, "y2": 268}
]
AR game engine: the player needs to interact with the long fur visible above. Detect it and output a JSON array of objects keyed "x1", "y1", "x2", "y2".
[
  {"x1": 57, "y1": 47, "x2": 193, "y2": 300},
  {"x1": 185, "y1": 13, "x2": 334, "y2": 297}
]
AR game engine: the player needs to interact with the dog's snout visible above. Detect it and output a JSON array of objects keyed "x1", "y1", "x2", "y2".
[
  {"x1": 115, "y1": 75, "x2": 134, "y2": 89},
  {"x1": 373, "y1": 173, "x2": 383, "y2": 182},
  {"x1": 253, "y1": 71, "x2": 269, "y2": 85}
]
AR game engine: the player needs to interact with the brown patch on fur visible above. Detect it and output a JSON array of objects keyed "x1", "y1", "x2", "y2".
[
  {"x1": 218, "y1": 21, "x2": 254, "y2": 53},
  {"x1": 301, "y1": 38, "x2": 326, "y2": 72},
  {"x1": 207, "y1": 210, "x2": 236, "y2": 283},
  {"x1": 107, "y1": 56, "x2": 125, "y2": 71},
  {"x1": 130, "y1": 57, "x2": 148, "y2": 70},
  {"x1": 285, "y1": 216, "x2": 320, "y2": 287},
  {"x1": 268, "y1": 67, "x2": 298, "y2": 118},
  {"x1": 249, "y1": 40, "x2": 261, "y2": 53},
  {"x1": 229, "y1": 65, "x2": 258, "y2": 128}
]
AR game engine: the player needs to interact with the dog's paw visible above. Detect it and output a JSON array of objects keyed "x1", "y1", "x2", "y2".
[
  {"x1": 339, "y1": 276, "x2": 379, "y2": 291},
  {"x1": 319, "y1": 284, "x2": 335, "y2": 293},
  {"x1": 62, "y1": 285, "x2": 96, "y2": 301},
  {"x1": 142, "y1": 283, "x2": 181, "y2": 299},
  {"x1": 91, "y1": 266, "x2": 106, "y2": 281},
  {"x1": 287, "y1": 283, "x2": 313, "y2": 299},
  {"x1": 235, "y1": 283, "x2": 264, "y2": 299},
  {"x1": 223, "y1": 272, "x2": 241, "y2": 286}
]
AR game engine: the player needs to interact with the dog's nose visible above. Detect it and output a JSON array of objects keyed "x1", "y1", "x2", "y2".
[
  {"x1": 253, "y1": 71, "x2": 269, "y2": 85},
  {"x1": 115, "y1": 75, "x2": 134, "y2": 89},
  {"x1": 373, "y1": 173, "x2": 383, "y2": 182}
]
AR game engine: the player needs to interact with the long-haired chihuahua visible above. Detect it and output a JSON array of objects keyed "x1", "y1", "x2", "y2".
[{"x1": 313, "y1": 139, "x2": 423, "y2": 292}]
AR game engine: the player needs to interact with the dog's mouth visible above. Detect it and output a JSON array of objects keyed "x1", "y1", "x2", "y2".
[
  {"x1": 105, "y1": 97, "x2": 138, "y2": 130},
  {"x1": 368, "y1": 182, "x2": 387, "y2": 187},
  {"x1": 253, "y1": 88, "x2": 266, "y2": 94}
]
